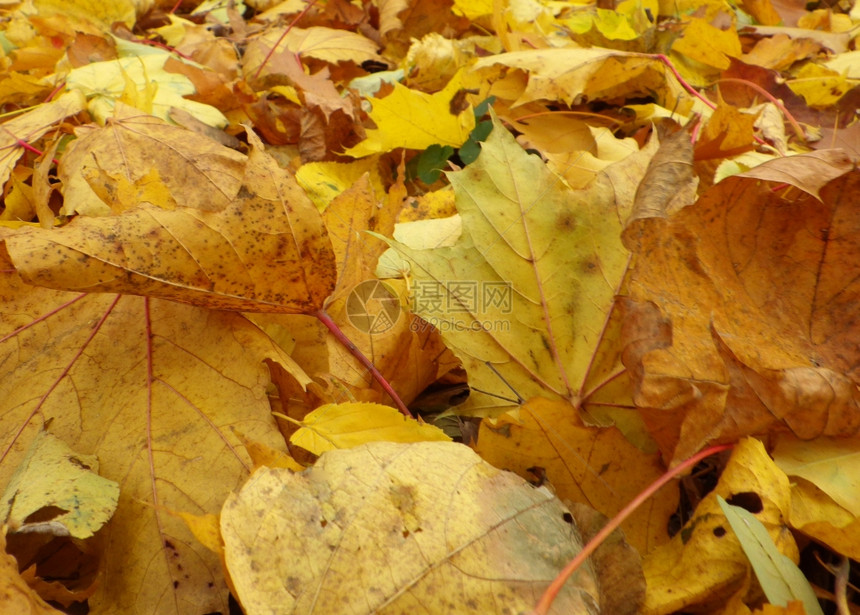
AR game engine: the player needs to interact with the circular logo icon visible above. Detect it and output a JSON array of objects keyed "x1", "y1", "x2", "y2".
[{"x1": 346, "y1": 280, "x2": 401, "y2": 334}]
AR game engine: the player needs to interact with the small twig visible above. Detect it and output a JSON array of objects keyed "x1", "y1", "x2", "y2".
[
  {"x1": 690, "y1": 116, "x2": 703, "y2": 143},
  {"x1": 530, "y1": 443, "x2": 734, "y2": 615},
  {"x1": 45, "y1": 81, "x2": 66, "y2": 102},
  {"x1": 651, "y1": 53, "x2": 717, "y2": 111},
  {"x1": 314, "y1": 308, "x2": 413, "y2": 418},
  {"x1": 834, "y1": 556, "x2": 850, "y2": 615}
]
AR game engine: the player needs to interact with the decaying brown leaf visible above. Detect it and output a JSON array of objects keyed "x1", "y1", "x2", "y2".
[
  {"x1": 569, "y1": 503, "x2": 645, "y2": 615},
  {"x1": 623, "y1": 154, "x2": 860, "y2": 462},
  {"x1": 0, "y1": 532, "x2": 62, "y2": 615}
]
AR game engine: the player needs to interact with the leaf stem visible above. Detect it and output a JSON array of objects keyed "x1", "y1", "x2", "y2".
[
  {"x1": 313, "y1": 308, "x2": 413, "y2": 418},
  {"x1": 833, "y1": 556, "x2": 850, "y2": 615},
  {"x1": 714, "y1": 77, "x2": 805, "y2": 142},
  {"x1": 45, "y1": 81, "x2": 65, "y2": 102},
  {"x1": 530, "y1": 442, "x2": 734, "y2": 615},
  {"x1": 1, "y1": 126, "x2": 59, "y2": 165},
  {"x1": 272, "y1": 412, "x2": 304, "y2": 428},
  {"x1": 650, "y1": 53, "x2": 716, "y2": 111}
]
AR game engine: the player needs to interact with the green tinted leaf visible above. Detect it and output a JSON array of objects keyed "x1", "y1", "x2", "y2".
[
  {"x1": 717, "y1": 496, "x2": 824, "y2": 615},
  {"x1": 459, "y1": 120, "x2": 494, "y2": 165},
  {"x1": 417, "y1": 143, "x2": 455, "y2": 183}
]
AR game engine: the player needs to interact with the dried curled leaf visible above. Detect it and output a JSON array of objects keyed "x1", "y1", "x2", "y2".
[{"x1": 5, "y1": 132, "x2": 336, "y2": 314}]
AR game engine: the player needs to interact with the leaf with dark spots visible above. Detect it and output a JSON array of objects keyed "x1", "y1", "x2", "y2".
[{"x1": 5, "y1": 132, "x2": 336, "y2": 314}]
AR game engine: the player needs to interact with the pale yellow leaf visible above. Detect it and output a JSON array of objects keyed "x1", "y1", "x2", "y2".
[
  {"x1": 221, "y1": 442, "x2": 599, "y2": 614},
  {"x1": 786, "y1": 477, "x2": 860, "y2": 560},
  {"x1": 290, "y1": 402, "x2": 451, "y2": 455},
  {"x1": 295, "y1": 157, "x2": 385, "y2": 210},
  {"x1": 0, "y1": 430, "x2": 119, "y2": 539},
  {"x1": 66, "y1": 52, "x2": 227, "y2": 127},
  {"x1": 773, "y1": 435, "x2": 860, "y2": 516}
]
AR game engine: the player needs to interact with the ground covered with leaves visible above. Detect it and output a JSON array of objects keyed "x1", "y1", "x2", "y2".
[{"x1": 0, "y1": 0, "x2": 859, "y2": 613}]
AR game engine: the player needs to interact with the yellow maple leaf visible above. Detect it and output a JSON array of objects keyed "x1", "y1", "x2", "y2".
[
  {"x1": 452, "y1": 0, "x2": 493, "y2": 18},
  {"x1": 34, "y1": 0, "x2": 141, "y2": 29},
  {"x1": 772, "y1": 434, "x2": 860, "y2": 559},
  {"x1": 512, "y1": 114, "x2": 639, "y2": 189},
  {"x1": 785, "y1": 475, "x2": 860, "y2": 560},
  {"x1": 469, "y1": 47, "x2": 700, "y2": 116},
  {"x1": 477, "y1": 398, "x2": 675, "y2": 554},
  {"x1": 295, "y1": 157, "x2": 385, "y2": 210},
  {"x1": 773, "y1": 435, "x2": 860, "y2": 516},
  {"x1": 243, "y1": 25, "x2": 382, "y2": 76},
  {"x1": 58, "y1": 108, "x2": 245, "y2": 216},
  {"x1": 670, "y1": 17, "x2": 742, "y2": 83},
  {"x1": 0, "y1": 269, "x2": 308, "y2": 613},
  {"x1": 385, "y1": 113, "x2": 649, "y2": 424},
  {"x1": 788, "y1": 62, "x2": 856, "y2": 108},
  {"x1": 561, "y1": 0, "x2": 658, "y2": 42},
  {"x1": 343, "y1": 71, "x2": 476, "y2": 157}
]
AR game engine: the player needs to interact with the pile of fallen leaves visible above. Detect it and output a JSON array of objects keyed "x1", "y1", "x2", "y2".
[{"x1": 0, "y1": 0, "x2": 859, "y2": 613}]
